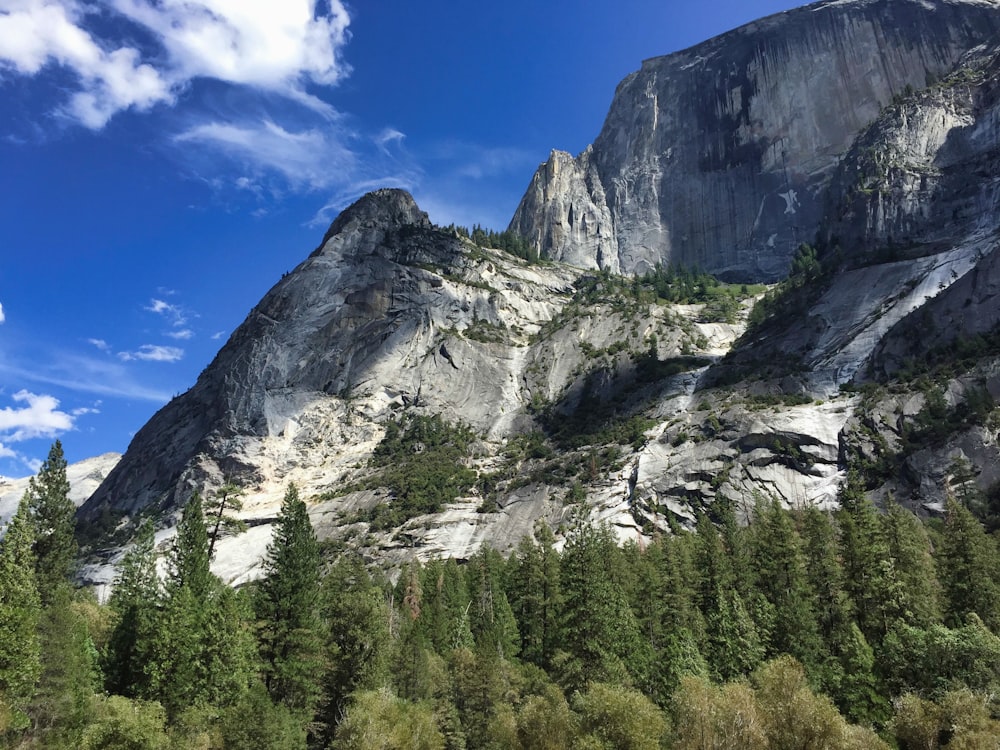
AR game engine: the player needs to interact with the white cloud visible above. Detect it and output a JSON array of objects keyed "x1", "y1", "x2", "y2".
[
  {"x1": 118, "y1": 344, "x2": 184, "y2": 362},
  {"x1": 210, "y1": 330, "x2": 226, "y2": 340},
  {"x1": 145, "y1": 298, "x2": 187, "y2": 326},
  {"x1": 175, "y1": 119, "x2": 356, "y2": 189},
  {"x1": 86, "y1": 337, "x2": 110, "y2": 352},
  {"x1": 0, "y1": 0, "x2": 174, "y2": 127},
  {"x1": 0, "y1": 0, "x2": 351, "y2": 128},
  {"x1": 165, "y1": 328, "x2": 193, "y2": 340},
  {"x1": 0, "y1": 302, "x2": 5, "y2": 324},
  {"x1": 0, "y1": 390, "x2": 74, "y2": 442}
]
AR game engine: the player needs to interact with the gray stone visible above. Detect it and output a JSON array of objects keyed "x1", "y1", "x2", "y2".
[{"x1": 510, "y1": 0, "x2": 1000, "y2": 281}]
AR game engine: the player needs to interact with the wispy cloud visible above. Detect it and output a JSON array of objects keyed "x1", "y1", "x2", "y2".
[
  {"x1": 0, "y1": 353, "x2": 173, "y2": 402},
  {"x1": 210, "y1": 330, "x2": 226, "y2": 340},
  {"x1": 86, "y1": 338, "x2": 110, "y2": 352},
  {"x1": 146, "y1": 298, "x2": 187, "y2": 327},
  {"x1": 165, "y1": 329, "x2": 193, "y2": 341},
  {"x1": 118, "y1": 344, "x2": 184, "y2": 363},
  {"x1": 0, "y1": 0, "x2": 351, "y2": 128},
  {"x1": 175, "y1": 119, "x2": 357, "y2": 190},
  {"x1": 0, "y1": 302, "x2": 5, "y2": 324}
]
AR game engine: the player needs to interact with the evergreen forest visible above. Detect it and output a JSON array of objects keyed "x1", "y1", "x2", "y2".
[{"x1": 4, "y1": 442, "x2": 1000, "y2": 749}]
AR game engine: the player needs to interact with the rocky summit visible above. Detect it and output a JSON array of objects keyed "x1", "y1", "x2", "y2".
[{"x1": 77, "y1": 0, "x2": 1000, "y2": 586}]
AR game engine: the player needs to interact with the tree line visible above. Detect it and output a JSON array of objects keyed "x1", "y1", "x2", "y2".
[{"x1": 3, "y1": 442, "x2": 1000, "y2": 748}]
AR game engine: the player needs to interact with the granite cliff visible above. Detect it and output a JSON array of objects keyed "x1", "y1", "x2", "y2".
[
  {"x1": 75, "y1": 0, "x2": 1000, "y2": 585},
  {"x1": 510, "y1": 0, "x2": 1000, "y2": 281}
]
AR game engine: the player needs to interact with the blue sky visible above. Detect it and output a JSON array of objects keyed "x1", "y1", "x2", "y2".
[{"x1": 0, "y1": 0, "x2": 801, "y2": 476}]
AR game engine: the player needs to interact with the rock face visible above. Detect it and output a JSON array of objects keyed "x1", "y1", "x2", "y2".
[
  {"x1": 511, "y1": 0, "x2": 1000, "y2": 281},
  {"x1": 76, "y1": 4, "x2": 1000, "y2": 586},
  {"x1": 0, "y1": 452, "x2": 120, "y2": 528}
]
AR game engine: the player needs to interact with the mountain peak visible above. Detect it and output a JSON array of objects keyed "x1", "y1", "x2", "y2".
[{"x1": 316, "y1": 189, "x2": 430, "y2": 253}]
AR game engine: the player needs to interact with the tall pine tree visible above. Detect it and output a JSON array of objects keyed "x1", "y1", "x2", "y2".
[
  {"x1": 255, "y1": 483, "x2": 323, "y2": 720},
  {"x1": 104, "y1": 520, "x2": 160, "y2": 697},
  {"x1": 26, "y1": 440, "x2": 77, "y2": 604},
  {"x1": 937, "y1": 497, "x2": 1000, "y2": 630}
]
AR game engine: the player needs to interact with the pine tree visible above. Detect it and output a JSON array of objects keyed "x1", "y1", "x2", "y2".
[
  {"x1": 557, "y1": 522, "x2": 642, "y2": 691},
  {"x1": 255, "y1": 483, "x2": 323, "y2": 719},
  {"x1": 882, "y1": 499, "x2": 941, "y2": 628},
  {"x1": 750, "y1": 499, "x2": 822, "y2": 673},
  {"x1": 205, "y1": 481, "x2": 247, "y2": 560},
  {"x1": 316, "y1": 555, "x2": 390, "y2": 747},
  {"x1": 28, "y1": 587, "x2": 101, "y2": 743},
  {"x1": 26, "y1": 440, "x2": 77, "y2": 604},
  {"x1": 0, "y1": 500, "x2": 41, "y2": 734},
  {"x1": 837, "y1": 472, "x2": 903, "y2": 644},
  {"x1": 696, "y1": 514, "x2": 764, "y2": 681},
  {"x1": 467, "y1": 548, "x2": 519, "y2": 660},
  {"x1": 937, "y1": 497, "x2": 1000, "y2": 630},
  {"x1": 507, "y1": 520, "x2": 561, "y2": 669},
  {"x1": 166, "y1": 492, "x2": 212, "y2": 598},
  {"x1": 105, "y1": 520, "x2": 160, "y2": 697},
  {"x1": 146, "y1": 493, "x2": 254, "y2": 716}
]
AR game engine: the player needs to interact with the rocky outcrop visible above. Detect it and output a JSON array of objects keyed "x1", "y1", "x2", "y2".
[{"x1": 511, "y1": 0, "x2": 1000, "y2": 281}]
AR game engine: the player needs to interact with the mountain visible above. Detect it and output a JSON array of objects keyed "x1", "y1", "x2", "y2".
[
  {"x1": 510, "y1": 0, "x2": 1000, "y2": 281},
  {"x1": 78, "y1": 0, "x2": 1000, "y2": 584},
  {"x1": 0, "y1": 452, "x2": 120, "y2": 529}
]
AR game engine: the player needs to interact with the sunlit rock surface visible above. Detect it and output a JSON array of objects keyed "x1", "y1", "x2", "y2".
[{"x1": 511, "y1": 0, "x2": 1000, "y2": 281}]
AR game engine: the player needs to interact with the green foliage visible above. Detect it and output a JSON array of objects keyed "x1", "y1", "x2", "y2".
[
  {"x1": 362, "y1": 414, "x2": 478, "y2": 528},
  {"x1": 745, "y1": 243, "x2": 829, "y2": 334},
  {"x1": 882, "y1": 615, "x2": 1000, "y2": 697},
  {"x1": 315, "y1": 555, "x2": 390, "y2": 748},
  {"x1": 937, "y1": 498, "x2": 1000, "y2": 631},
  {"x1": 205, "y1": 482, "x2": 248, "y2": 561},
  {"x1": 332, "y1": 688, "x2": 444, "y2": 750},
  {"x1": 105, "y1": 520, "x2": 159, "y2": 698},
  {"x1": 572, "y1": 682, "x2": 668, "y2": 750},
  {"x1": 444, "y1": 223, "x2": 540, "y2": 263},
  {"x1": 145, "y1": 493, "x2": 255, "y2": 718},
  {"x1": 0, "y1": 500, "x2": 41, "y2": 735},
  {"x1": 556, "y1": 523, "x2": 644, "y2": 692},
  {"x1": 27, "y1": 440, "x2": 77, "y2": 604},
  {"x1": 81, "y1": 695, "x2": 170, "y2": 750},
  {"x1": 255, "y1": 484, "x2": 323, "y2": 720}
]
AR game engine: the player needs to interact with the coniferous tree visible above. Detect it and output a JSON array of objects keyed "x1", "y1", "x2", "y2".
[
  {"x1": 750, "y1": 499, "x2": 822, "y2": 673},
  {"x1": 317, "y1": 555, "x2": 390, "y2": 747},
  {"x1": 882, "y1": 499, "x2": 941, "y2": 628},
  {"x1": 937, "y1": 497, "x2": 1000, "y2": 631},
  {"x1": 696, "y1": 514, "x2": 763, "y2": 681},
  {"x1": 27, "y1": 440, "x2": 77, "y2": 603},
  {"x1": 557, "y1": 522, "x2": 642, "y2": 691},
  {"x1": 255, "y1": 483, "x2": 323, "y2": 720},
  {"x1": 837, "y1": 473, "x2": 903, "y2": 644},
  {"x1": 29, "y1": 587, "x2": 101, "y2": 744},
  {"x1": 146, "y1": 493, "x2": 254, "y2": 717},
  {"x1": 507, "y1": 521, "x2": 561, "y2": 669},
  {"x1": 0, "y1": 500, "x2": 41, "y2": 734},
  {"x1": 205, "y1": 481, "x2": 247, "y2": 561},
  {"x1": 104, "y1": 520, "x2": 159, "y2": 697},
  {"x1": 467, "y1": 548, "x2": 518, "y2": 660}
]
